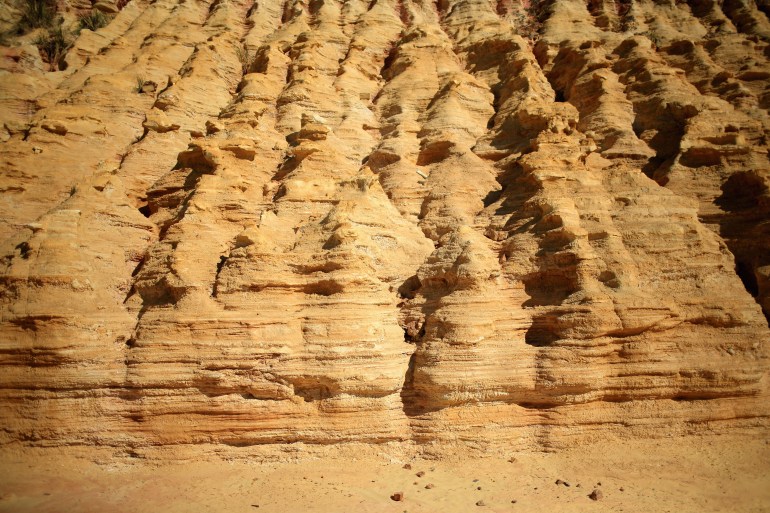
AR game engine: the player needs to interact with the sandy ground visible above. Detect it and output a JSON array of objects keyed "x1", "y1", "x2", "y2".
[{"x1": 1, "y1": 435, "x2": 769, "y2": 513}]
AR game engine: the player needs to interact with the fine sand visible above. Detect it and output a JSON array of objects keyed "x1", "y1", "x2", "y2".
[{"x1": 1, "y1": 435, "x2": 769, "y2": 513}]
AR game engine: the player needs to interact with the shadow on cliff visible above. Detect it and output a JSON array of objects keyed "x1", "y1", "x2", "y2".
[
  {"x1": 714, "y1": 170, "x2": 770, "y2": 326},
  {"x1": 491, "y1": 163, "x2": 577, "y2": 347}
]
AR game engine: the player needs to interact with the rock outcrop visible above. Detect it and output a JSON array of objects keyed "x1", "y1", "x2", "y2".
[{"x1": 0, "y1": 0, "x2": 769, "y2": 456}]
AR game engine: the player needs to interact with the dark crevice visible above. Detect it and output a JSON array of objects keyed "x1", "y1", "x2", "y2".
[
  {"x1": 308, "y1": 0, "x2": 323, "y2": 17},
  {"x1": 15, "y1": 241, "x2": 31, "y2": 259},
  {"x1": 211, "y1": 255, "x2": 228, "y2": 297},
  {"x1": 397, "y1": 0, "x2": 409, "y2": 25},
  {"x1": 735, "y1": 260, "x2": 759, "y2": 297},
  {"x1": 402, "y1": 321, "x2": 425, "y2": 344},
  {"x1": 380, "y1": 43, "x2": 398, "y2": 79},
  {"x1": 517, "y1": 401, "x2": 557, "y2": 410}
]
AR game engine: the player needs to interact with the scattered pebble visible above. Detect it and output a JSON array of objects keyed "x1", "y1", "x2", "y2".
[
  {"x1": 403, "y1": 464, "x2": 412, "y2": 470},
  {"x1": 476, "y1": 500, "x2": 486, "y2": 506},
  {"x1": 425, "y1": 484, "x2": 435, "y2": 490},
  {"x1": 416, "y1": 471, "x2": 425, "y2": 477},
  {"x1": 511, "y1": 499, "x2": 517, "y2": 504},
  {"x1": 555, "y1": 479, "x2": 570, "y2": 487},
  {"x1": 589, "y1": 489, "x2": 603, "y2": 501},
  {"x1": 391, "y1": 492, "x2": 404, "y2": 502},
  {"x1": 473, "y1": 479, "x2": 479, "y2": 483},
  {"x1": 477, "y1": 486, "x2": 482, "y2": 490},
  {"x1": 619, "y1": 487, "x2": 624, "y2": 492}
]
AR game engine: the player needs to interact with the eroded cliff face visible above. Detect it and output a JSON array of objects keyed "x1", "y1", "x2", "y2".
[{"x1": 1, "y1": 0, "x2": 769, "y2": 456}]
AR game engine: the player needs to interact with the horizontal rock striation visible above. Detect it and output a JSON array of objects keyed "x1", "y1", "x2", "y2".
[{"x1": 0, "y1": 0, "x2": 769, "y2": 455}]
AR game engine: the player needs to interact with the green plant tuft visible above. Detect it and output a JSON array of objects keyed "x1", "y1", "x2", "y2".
[
  {"x1": 136, "y1": 75, "x2": 146, "y2": 93},
  {"x1": 35, "y1": 26, "x2": 72, "y2": 71},
  {"x1": 79, "y1": 10, "x2": 111, "y2": 32}
]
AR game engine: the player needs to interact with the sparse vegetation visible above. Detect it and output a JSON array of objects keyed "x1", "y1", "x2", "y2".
[
  {"x1": 35, "y1": 26, "x2": 72, "y2": 71},
  {"x1": 14, "y1": 0, "x2": 77, "y2": 71},
  {"x1": 235, "y1": 46, "x2": 252, "y2": 75},
  {"x1": 79, "y1": 11, "x2": 111, "y2": 32},
  {"x1": 17, "y1": 0, "x2": 56, "y2": 33}
]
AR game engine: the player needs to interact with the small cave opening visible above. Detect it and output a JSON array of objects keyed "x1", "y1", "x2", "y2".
[{"x1": 524, "y1": 325, "x2": 559, "y2": 347}]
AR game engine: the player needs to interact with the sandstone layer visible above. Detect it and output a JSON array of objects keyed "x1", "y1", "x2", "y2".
[{"x1": 0, "y1": 0, "x2": 769, "y2": 456}]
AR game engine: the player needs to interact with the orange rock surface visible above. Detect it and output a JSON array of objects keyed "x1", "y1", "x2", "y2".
[{"x1": 0, "y1": 0, "x2": 769, "y2": 456}]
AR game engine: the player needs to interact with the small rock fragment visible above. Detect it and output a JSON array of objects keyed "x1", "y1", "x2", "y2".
[
  {"x1": 206, "y1": 120, "x2": 223, "y2": 134},
  {"x1": 416, "y1": 471, "x2": 425, "y2": 477},
  {"x1": 476, "y1": 500, "x2": 486, "y2": 506},
  {"x1": 41, "y1": 120, "x2": 67, "y2": 136},
  {"x1": 589, "y1": 489, "x2": 603, "y2": 501},
  {"x1": 425, "y1": 484, "x2": 434, "y2": 489},
  {"x1": 391, "y1": 492, "x2": 404, "y2": 502},
  {"x1": 403, "y1": 463, "x2": 412, "y2": 470},
  {"x1": 143, "y1": 110, "x2": 180, "y2": 133}
]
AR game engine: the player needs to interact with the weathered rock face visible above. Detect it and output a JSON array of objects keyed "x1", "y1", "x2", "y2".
[{"x1": 1, "y1": 0, "x2": 769, "y2": 455}]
